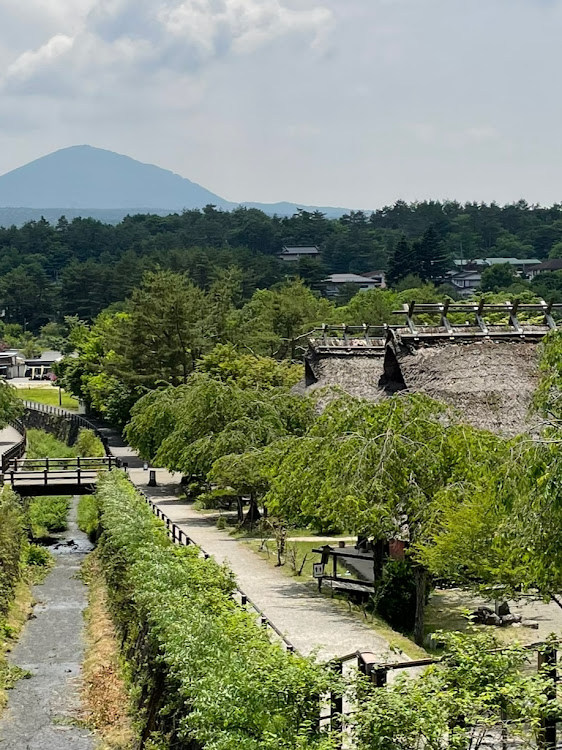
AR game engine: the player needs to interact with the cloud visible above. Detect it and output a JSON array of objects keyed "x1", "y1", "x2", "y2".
[{"x1": 1, "y1": 0, "x2": 333, "y2": 94}]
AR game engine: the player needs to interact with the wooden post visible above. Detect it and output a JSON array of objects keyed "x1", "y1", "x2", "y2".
[
  {"x1": 330, "y1": 661, "x2": 344, "y2": 743},
  {"x1": 44, "y1": 468, "x2": 48, "y2": 486},
  {"x1": 538, "y1": 646, "x2": 557, "y2": 750}
]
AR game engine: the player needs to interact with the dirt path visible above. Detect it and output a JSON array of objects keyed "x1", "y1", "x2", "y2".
[{"x1": 0, "y1": 499, "x2": 94, "y2": 750}]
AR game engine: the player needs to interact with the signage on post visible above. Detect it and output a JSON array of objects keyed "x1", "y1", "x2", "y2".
[{"x1": 313, "y1": 563, "x2": 325, "y2": 579}]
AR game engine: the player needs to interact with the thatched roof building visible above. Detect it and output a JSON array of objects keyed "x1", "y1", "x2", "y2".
[{"x1": 299, "y1": 302, "x2": 559, "y2": 435}]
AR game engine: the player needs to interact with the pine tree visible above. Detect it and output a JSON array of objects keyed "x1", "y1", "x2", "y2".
[
  {"x1": 386, "y1": 235, "x2": 418, "y2": 287},
  {"x1": 416, "y1": 226, "x2": 451, "y2": 282}
]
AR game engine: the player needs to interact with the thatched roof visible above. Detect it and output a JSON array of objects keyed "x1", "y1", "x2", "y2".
[
  {"x1": 302, "y1": 339, "x2": 541, "y2": 436},
  {"x1": 395, "y1": 340, "x2": 540, "y2": 435}
]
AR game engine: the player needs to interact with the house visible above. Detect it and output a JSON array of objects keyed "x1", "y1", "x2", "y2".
[
  {"x1": 454, "y1": 258, "x2": 541, "y2": 276},
  {"x1": 361, "y1": 270, "x2": 387, "y2": 288},
  {"x1": 323, "y1": 273, "x2": 380, "y2": 296},
  {"x1": 448, "y1": 270, "x2": 483, "y2": 297},
  {"x1": 24, "y1": 350, "x2": 63, "y2": 380},
  {"x1": 0, "y1": 350, "x2": 26, "y2": 379},
  {"x1": 278, "y1": 245, "x2": 321, "y2": 262},
  {"x1": 527, "y1": 259, "x2": 562, "y2": 280}
]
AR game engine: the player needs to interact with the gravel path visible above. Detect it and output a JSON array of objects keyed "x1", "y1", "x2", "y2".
[
  {"x1": 88, "y1": 420, "x2": 397, "y2": 661},
  {"x1": 0, "y1": 499, "x2": 94, "y2": 750},
  {"x1": 127, "y1": 469, "x2": 393, "y2": 662}
]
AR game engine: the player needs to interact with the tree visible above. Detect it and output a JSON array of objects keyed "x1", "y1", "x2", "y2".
[
  {"x1": 480, "y1": 263, "x2": 517, "y2": 292},
  {"x1": 196, "y1": 343, "x2": 302, "y2": 390},
  {"x1": 416, "y1": 225, "x2": 451, "y2": 282},
  {"x1": 110, "y1": 270, "x2": 209, "y2": 388},
  {"x1": 354, "y1": 631, "x2": 558, "y2": 750},
  {"x1": 228, "y1": 279, "x2": 336, "y2": 359},
  {"x1": 343, "y1": 288, "x2": 399, "y2": 326},
  {"x1": 126, "y1": 375, "x2": 316, "y2": 525},
  {"x1": 386, "y1": 236, "x2": 418, "y2": 287},
  {"x1": 266, "y1": 394, "x2": 498, "y2": 644}
]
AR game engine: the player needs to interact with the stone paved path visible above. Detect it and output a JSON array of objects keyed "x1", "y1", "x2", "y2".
[
  {"x1": 0, "y1": 499, "x2": 94, "y2": 750},
  {"x1": 87, "y1": 420, "x2": 395, "y2": 662}
]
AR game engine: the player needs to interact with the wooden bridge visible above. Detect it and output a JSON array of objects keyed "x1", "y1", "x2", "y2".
[{"x1": 3, "y1": 456, "x2": 121, "y2": 496}]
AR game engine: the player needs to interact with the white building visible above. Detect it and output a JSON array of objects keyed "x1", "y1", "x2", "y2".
[{"x1": 323, "y1": 273, "x2": 381, "y2": 296}]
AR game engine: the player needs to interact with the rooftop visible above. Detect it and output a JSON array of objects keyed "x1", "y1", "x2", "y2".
[
  {"x1": 324, "y1": 273, "x2": 378, "y2": 284},
  {"x1": 280, "y1": 245, "x2": 320, "y2": 255}
]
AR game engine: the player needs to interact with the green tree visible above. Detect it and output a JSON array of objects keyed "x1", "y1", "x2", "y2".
[
  {"x1": 480, "y1": 263, "x2": 518, "y2": 292},
  {"x1": 386, "y1": 236, "x2": 418, "y2": 287},
  {"x1": 416, "y1": 226, "x2": 451, "y2": 282}
]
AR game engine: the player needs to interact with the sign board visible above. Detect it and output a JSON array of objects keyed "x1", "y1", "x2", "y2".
[{"x1": 313, "y1": 563, "x2": 325, "y2": 579}]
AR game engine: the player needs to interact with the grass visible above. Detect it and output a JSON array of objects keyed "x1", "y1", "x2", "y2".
[
  {"x1": 244, "y1": 538, "x2": 428, "y2": 661},
  {"x1": 26, "y1": 429, "x2": 78, "y2": 460},
  {"x1": 0, "y1": 578, "x2": 34, "y2": 712},
  {"x1": 16, "y1": 386, "x2": 78, "y2": 411},
  {"x1": 81, "y1": 553, "x2": 136, "y2": 749}
]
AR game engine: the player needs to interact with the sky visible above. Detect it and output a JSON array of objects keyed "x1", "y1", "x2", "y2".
[{"x1": 0, "y1": 0, "x2": 562, "y2": 210}]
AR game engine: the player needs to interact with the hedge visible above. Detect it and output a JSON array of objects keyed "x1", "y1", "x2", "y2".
[{"x1": 92, "y1": 472, "x2": 336, "y2": 750}]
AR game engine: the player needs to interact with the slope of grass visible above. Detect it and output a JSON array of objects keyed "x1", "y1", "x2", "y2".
[{"x1": 16, "y1": 387, "x2": 78, "y2": 411}]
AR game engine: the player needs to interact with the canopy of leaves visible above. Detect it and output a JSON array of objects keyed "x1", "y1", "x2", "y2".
[{"x1": 125, "y1": 374, "x2": 316, "y2": 478}]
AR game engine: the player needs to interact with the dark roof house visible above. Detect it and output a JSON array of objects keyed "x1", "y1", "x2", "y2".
[{"x1": 279, "y1": 246, "x2": 320, "y2": 262}]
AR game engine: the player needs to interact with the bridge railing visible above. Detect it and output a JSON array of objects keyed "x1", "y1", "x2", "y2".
[{"x1": 7, "y1": 456, "x2": 120, "y2": 472}]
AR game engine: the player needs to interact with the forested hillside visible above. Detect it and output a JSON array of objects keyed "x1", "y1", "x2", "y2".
[{"x1": 3, "y1": 200, "x2": 562, "y2": 333}]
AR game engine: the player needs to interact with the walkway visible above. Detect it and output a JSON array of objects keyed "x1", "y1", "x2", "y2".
[
  {"x1": 0, "y1": 425, "x2": 23, "y2": 462},
  {"x1": 0, "y1": 499, "x2": 94, "y2": 750},
  {"x1": 90, "y1": 421, "x2": 394, "y2": 662}
]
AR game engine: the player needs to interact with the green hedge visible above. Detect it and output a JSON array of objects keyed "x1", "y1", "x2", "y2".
[{"x1": 93, "y1": 472, "x2": 335, "y2": 750}]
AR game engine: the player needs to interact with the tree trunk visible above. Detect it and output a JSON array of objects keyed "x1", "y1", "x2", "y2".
[
  {"x1": 413, "y1": 566, "x2": 427, "y2": 646},
  {"x1": 236, "y1": 497, "x2": 244, "y2": 524},
  {"x1": 242, "y1": 495, "x2": 261, "y2": 529}
]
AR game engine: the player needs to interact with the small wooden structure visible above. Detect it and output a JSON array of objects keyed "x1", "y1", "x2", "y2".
[{"x1": 312, "y1": 543, "x2": 381, "y2": 597}]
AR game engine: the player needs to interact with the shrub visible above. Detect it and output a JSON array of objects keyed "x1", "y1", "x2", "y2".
[
  {"x1": 372, "y1": 560, "x2": 418, "y2": 632},
  {"x1": 28, "y1": 496, "x2": 70, "y2": 539},
  {"x1": 77, "y1": 495, "x2": 100, "y2": 541},
  {"x1": 75, "y1": 428, "x2": 105, "y2": 458},
  {"x1": 24, "y1": 544, "x2": 53, "y2": 568},
  {"x1": 94, "y1": 472, "x2": 335, "y2": 750},
  {"x1": 26, "y1": 429, "x2": 76, "y2": 460}
]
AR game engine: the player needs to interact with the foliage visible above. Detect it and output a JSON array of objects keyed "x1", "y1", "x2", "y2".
[
  {"x1": 26, "y1": 429, "x2": 77, "y2": 460},
  {"x1": 92, "y1": 471, "x2": 335, "y2": 750},
  {"x1": 353, "y1": 631, "x2": 558, "y2": 750},
  {"x1": 0, "y1": 382, "x2": 22, "y2": 430},
  {"x1": 372, "y1": 560, "x2": 418, "y2": 633},
  {"x1": 77, "y1": 497, "x2": 97, "y2": 541},
  {"x1": 196, "y1": 343, "x2": 302, "y2": 389},
  {"x1": 28, "y1": 496, "x2": 70, "y2": 539},
  {"x1": 126, "y1": 374, "x2": 316, "y2": 479},
  {"x1": 227, "y1": 279, "x2": 337, "y2": 358},
  {"x1": 75, "y1": 428, "x2": 105, "y2": 457},
  {"x1": 480, "y1": 263, "x2": 518, "y2": 292},
  {"x1": 0, "y1": 487, "x2": 25, "y2": 619}
]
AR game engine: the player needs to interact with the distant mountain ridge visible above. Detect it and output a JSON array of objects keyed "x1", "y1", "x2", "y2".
[{"x1": 0, "y1": 145, "x2": 349, "y2": 224}]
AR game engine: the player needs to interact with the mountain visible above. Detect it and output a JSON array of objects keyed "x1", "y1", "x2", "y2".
[{"x1": 0, "y1": 146, "x2": 349, "y2": 222}]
